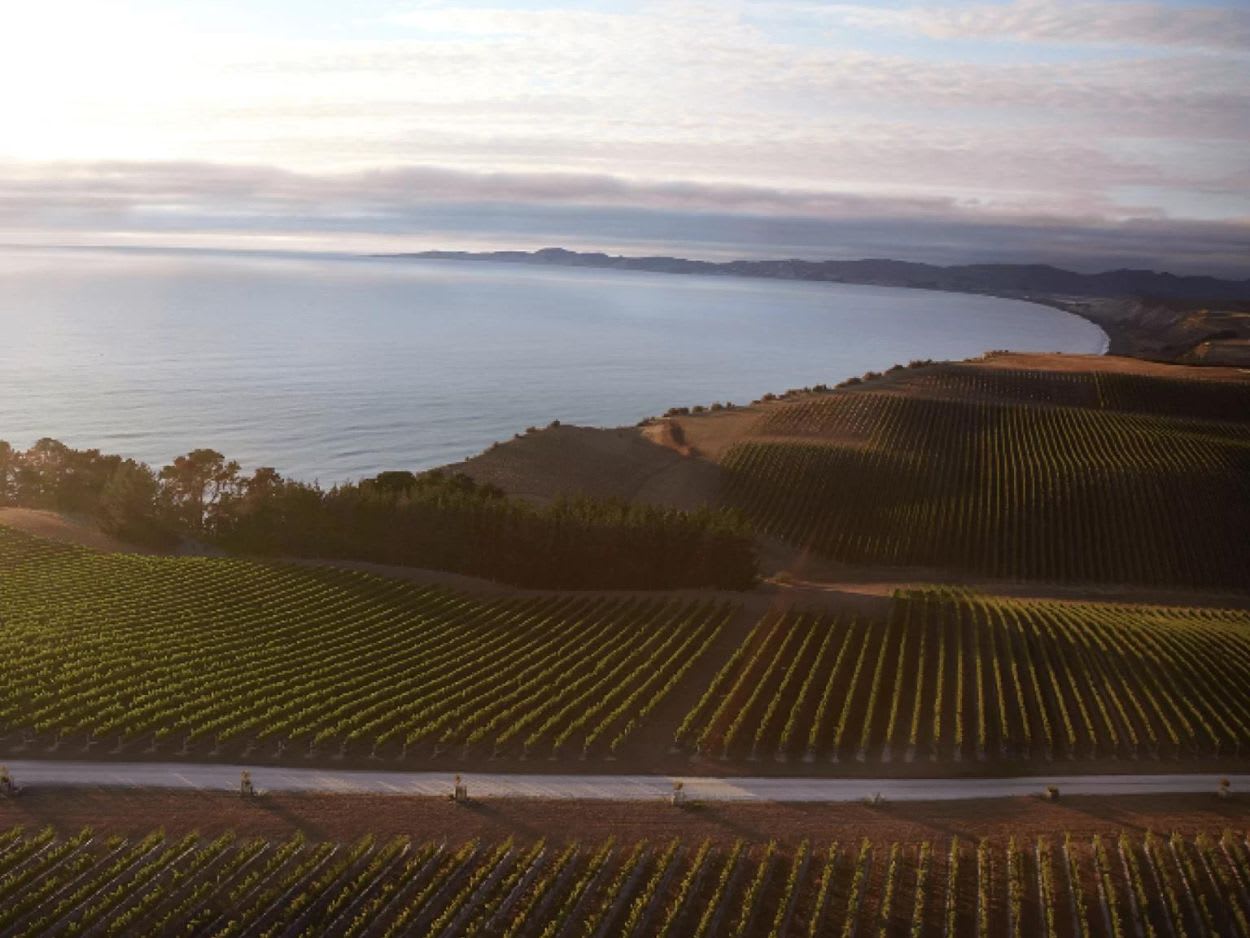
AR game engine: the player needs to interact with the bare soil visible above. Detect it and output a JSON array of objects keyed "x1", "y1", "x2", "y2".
[
  {"x1": 2, "y1": 789, "x2": 1244, "y2": 847},
  {"x1": 0, "y1": 508, "x2": 150, "y2": 554},
  {"x1": 665, "y1": 407, "x2": 763, "y2": 461},
  {"x1": 444, "y1": 423, "x2": 721, "y2": 511}
]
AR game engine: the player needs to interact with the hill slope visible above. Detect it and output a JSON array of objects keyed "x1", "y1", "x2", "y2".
[{"x1": 452, "y1": 354, "x2": 1250, "y2": 591}]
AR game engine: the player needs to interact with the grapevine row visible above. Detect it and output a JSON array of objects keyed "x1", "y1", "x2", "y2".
[
  {"x1": 676, "y1": 592, "x2": 1250, "y2": 763},
  {"x1": 0, "y1": 829, "x2": 1214, "y2": 938}
]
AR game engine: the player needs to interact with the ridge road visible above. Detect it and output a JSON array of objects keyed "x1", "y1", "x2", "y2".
[{"x1": 3, "y1": 761, "x2": 1245, "y2": 802}]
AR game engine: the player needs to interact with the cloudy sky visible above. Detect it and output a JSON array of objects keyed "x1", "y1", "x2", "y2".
[{"x1": 2, "y1": 0, "x2": 1247, "y2": 274}]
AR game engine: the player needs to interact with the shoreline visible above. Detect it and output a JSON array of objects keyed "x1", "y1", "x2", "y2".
[
  {"x1": 387, "y1": 249, "x2": 1115, "y2": 360},
  {"x1": 17, "y1": 241, "x2": 1243, "y2": 365},
  {"x1": 0, "y1": 247, "x2": 1112, "y2": 484}
]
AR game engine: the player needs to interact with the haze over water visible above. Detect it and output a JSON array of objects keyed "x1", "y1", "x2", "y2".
[{"x1": 1, "y1": 248, "x2": 1107, "y2": 481}]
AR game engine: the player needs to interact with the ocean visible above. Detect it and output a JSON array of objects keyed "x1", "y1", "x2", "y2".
[{"x1": 0, "y1": 247, "x2": 1108, "y2": 481}]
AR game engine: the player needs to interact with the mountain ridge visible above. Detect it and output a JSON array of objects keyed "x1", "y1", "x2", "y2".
[{"x1": 383, "y1": 246, "x2": 1250, "y2": 303}]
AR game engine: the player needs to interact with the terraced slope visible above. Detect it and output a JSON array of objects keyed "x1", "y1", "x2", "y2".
[
  {"x1": 0, "y1": 824, "x2": 1246, "y2": 937},
  {"x1": 676, "y1": 591, "x2": 1250, "y2": 764},
  {"x1": 721, "y1": 365, "x2": 1250, "y2": 587},
  {"x1": 0, "y1": 526, "x2": 732, "y2": 761}
]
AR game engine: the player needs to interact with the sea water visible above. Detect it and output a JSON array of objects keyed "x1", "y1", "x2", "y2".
[{"x1": 0, "y1": 247, "x2": 1108, "y2": 481}]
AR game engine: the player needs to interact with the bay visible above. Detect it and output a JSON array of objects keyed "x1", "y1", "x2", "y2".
[{"x1": 0, "y1": 247, "x2": 1108, "y2": 481}]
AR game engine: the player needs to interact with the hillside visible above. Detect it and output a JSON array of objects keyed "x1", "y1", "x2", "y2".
[
  {"x1": 452, "y1": 353, "x2": 1250, "y2": 593},
  {"x1": 0, "y1": 526, "x2": 740, "y2": 767},
  {"x1": 1053, "y1": 296, "x2": 1250, "y2": 363},
  {"x1": 5, "y1": 523, "x2": 1250, "y2": 776},
  {"x1": 4, "y1": 352, "x2": 1249, "y2": 779},
  {"x1": 723, "y1": 368, "x2": 1250, "y2": 588},
  {"x1": 441, "y1": 424, "x2": 719, "y2": 511}
]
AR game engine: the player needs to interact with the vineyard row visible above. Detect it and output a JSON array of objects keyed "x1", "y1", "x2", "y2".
[
  {"x1": 677, "y1": 591, "x2": 1250, "y2": 763},
  {"x1": 0, "y1": 527, "x2": 731, "y2": 760},
  {"x1": 724, "y1": 390, "x2": 1250, "y2": 587},
  {"x1": 1, "y1": 824, "x2": 1248, "y2": 937}
]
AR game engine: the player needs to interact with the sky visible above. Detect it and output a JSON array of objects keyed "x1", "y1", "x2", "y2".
[{"x1": 1, "y1": 0, "x2": 1247, "y2": 275}]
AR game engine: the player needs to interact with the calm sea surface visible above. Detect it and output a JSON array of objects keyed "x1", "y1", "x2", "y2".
[{"x1": 0, "y1": 248, "x2": 1108, "y2": 481}]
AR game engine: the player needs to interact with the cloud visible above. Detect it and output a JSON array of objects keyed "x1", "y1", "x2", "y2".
[
  {"x1": 0, "y1": 2, "x2": 1244, "y2": 265},
  {"x1": 1, "y1": 159, "x2": 1246, "y2": 277},
  {"x1": 0, "y1": 158, "x2": 1149, "y2": 223},
  {"x1": 825, "y1": 0, "x2": 1250, "y2": 51}
]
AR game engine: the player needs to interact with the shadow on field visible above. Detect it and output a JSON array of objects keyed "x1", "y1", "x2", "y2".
[
  {"x1": 256, "y1": 795, "x2": 330, "y2": 840},
  {"x1": 459, "y1": 799, "x2": 544, "y2": 840}
]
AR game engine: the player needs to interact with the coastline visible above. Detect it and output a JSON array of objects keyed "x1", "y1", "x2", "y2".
[
  {"x1": 386, "y1": 250, "x2": 1115, "y2": 358},
  {"x1": 1011, "y1": 294, "x2": 1115, "y2": 354},
  {"x1": 2, "y1": 245, "x2": 1111, "y2": 484}
]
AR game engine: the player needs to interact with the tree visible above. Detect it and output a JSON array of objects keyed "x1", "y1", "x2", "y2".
[
  {"x1": 0, "y1": 441, "x2": 14, "y2": 504},
  {"x1": 370, "y1": 471, "x2": 418, "y2": 496},
  {"x1": 98, "y1": 459, "x2": 170, "y2": 546},
  {"x1": 7, "y1": 439, "x2": 121, "y2": 511},
  {"x1": 245, "y1": 466, "x2": 284, "y2": 497},
  {"x1": 15, "y1": 438, "x2": 73, "y2": 505},
  {"x1": 159, "y1": 449, "x2": 241, "y2": 532}
]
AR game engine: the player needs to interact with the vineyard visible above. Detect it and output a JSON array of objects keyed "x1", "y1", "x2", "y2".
[
  {"x1": 676, "y1": 591, "x2": 1250, "y2": 763},
  {"x1": 0, "y1": 526, "x2": 732, "y2": 760},
  {"x1": 721, "y1": 366, "x2": 1250, "y2": 587},
  {"x1": 7, "y1": 520, "x2": 1250, "y2": 770},
  {"x1": 905, "y1": 362, "x2": 1250, "y2": 421},
  {"x1": 1, "y1": 824, "x2": 1247, "y2": 937}
]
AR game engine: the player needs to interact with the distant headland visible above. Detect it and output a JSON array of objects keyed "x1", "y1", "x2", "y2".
[
  {"x1": 383, "y1": 246, "x2": 1250, "y2": 304},
  {"x1": 385, "y1": 247, "x2": 1250, "y2": 361}
]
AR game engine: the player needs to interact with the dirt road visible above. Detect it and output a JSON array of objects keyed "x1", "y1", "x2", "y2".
[{"x1": 4, "y1": 760, "x2": 1243, "y2": 802}]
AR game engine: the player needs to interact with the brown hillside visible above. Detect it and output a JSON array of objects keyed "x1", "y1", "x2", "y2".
[{"x1": 445, "y1": 422, "x2": 721, "y2": 510}]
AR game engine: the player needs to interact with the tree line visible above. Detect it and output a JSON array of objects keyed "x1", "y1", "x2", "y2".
[{"x1": 0, "y1": 438, "x2": 757, "y2": 589}]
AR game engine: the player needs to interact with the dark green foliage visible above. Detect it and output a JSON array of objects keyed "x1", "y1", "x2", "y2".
[
  {"x1": 0, "y1": 439, "x2": 756, "y2": 590},
  {"x1": 218, "y1": 470, "x2": 757, "y2": 589},
  {"x1": 98, "y1": 459, "x2": 176, "y2": 548}
]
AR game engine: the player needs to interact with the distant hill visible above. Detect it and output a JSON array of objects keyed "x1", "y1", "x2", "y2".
[{"x1": 386, "y1": 246, "x2": 1250, "y2": 303}]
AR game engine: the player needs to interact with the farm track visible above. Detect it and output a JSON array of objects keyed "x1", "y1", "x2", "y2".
[{"x1": 4, "y1": 760, "x2": 1249, "y2": 802}]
